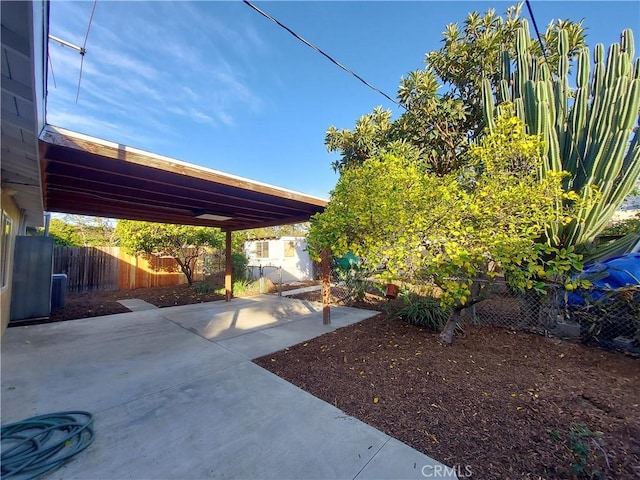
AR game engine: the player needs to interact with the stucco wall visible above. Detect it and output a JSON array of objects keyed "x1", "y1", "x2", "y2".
[
  {"x1": 1, "y1": 191, "x2": 21, "y2": 335},
  {"x1": 244, "y1": 237, "x2": 313, "y2": 283}
]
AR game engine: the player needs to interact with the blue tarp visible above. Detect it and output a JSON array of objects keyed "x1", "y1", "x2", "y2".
[{"x1": 567, "y1": 253, "x2": 640, "y2": 306}]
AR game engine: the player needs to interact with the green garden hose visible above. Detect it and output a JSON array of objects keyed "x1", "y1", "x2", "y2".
[{"x1": 1, "y1": 411, "x2": 94, "y2": 480}]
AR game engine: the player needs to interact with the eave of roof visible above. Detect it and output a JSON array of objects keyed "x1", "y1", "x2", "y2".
[
  {"x1": 1, "y1": 0, "x2": 48, "y2": 228},
  {"x1": 39, "y1": 125, "x2": 328, "y2": 231}
]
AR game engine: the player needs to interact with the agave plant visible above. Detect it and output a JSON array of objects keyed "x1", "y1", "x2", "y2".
[{"x1": 482, "y1": 21, "x2": 640, "y2": 259}]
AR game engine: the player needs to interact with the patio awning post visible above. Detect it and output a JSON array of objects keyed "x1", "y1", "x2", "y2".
[
  {"x1": 322, "y1": 248, "x2": 330, "y2": 325},
  {"x1": 225, "y1": 231, "x2": 232, "y2": 301}
]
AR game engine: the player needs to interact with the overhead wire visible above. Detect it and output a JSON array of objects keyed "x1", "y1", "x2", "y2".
[
  {"x1": 524, "y1": 0, "x2": 589, "y2": 181},
  {"x1": 48, "y1": 53, "x2": 57, "y2": 89},
  {"x1": 525, "y1": 0, "x2": 551, "y2": 68},
  {"x1": 242, "y1": 0, "x2": 403, "y2": 109}
]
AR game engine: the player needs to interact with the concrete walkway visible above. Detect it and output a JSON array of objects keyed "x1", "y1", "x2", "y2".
[
  {"x1": 1, "y1": 295, "x2": 457, "y2": 479},
  {"x1": 117, "y1": 298, "x2": 159, "y2": 311},
  {"x1": 280, "y1": 284, "x2": 322, "y2": 296}
]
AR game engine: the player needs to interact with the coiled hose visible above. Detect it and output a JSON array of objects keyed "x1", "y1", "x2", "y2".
[{"x1": 1, "y1": 411, "x2": 94, "y2": 480}]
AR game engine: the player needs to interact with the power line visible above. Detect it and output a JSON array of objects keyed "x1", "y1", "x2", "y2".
[
  {"x1": 525, "y1": 0, "x2": 551, "y2": 68},
  {"x1": 242, "y1": 0, "x2": 402, "y2": 109},
  {"x1": 48, "y1": 52, "x2": 57, "y2": 88}
]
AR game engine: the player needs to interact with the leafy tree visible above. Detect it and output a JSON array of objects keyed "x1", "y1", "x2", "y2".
[
  {"x1": 44, "y1": 215, "x2": 119, "y2": 247},
  {"x1": 426, "y1": 5, "x2": 585, "y2": 138},
  {"x1": 47, "y1": 218, "x2": 82, "y2": 246},
  {"x1": 309, "y1": 114, "x2": 583, "y2": 342},
  {"x1": 326, "y1": 3, "x2": 586, "y2": 176},
  {"x1": 115, "y1": 220, "x2": 224, "y2": 285}
]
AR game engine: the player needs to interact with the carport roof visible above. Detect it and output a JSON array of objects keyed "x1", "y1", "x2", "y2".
[{"x1": 39, "y1": 125, "x2": 327, "y2": 231}]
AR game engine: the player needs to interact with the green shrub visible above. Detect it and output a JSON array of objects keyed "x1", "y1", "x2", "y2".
[
  {"x1": 232, "y1": 279, "x2": 252, "y2": 295},
  {"x1": 231, "y1": 253, "x2": 249, "y2": 281},
  {"x1": 234, "y1": 278, "x2": 276, "y2": 296},
  {"x1": 192, "y1": 281, "x2": 216, "y2": 294},
  {"x1": 395, "y1": 293, "x2": 452, "y2": 332}
]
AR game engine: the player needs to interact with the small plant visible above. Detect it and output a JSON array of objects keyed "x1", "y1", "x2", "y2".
[
  {"x1": 192, "y1": 281, "x2": 217, "y2": 295},
  {"x1": 232, "y1": 279, "x2": 252, "y2": 296},
  {"x1": 549, "y1": 422, "x2": 607, "y2": 478},
  {"x1": 394, "y1": 293, "x2": 453, "y2": 332}
]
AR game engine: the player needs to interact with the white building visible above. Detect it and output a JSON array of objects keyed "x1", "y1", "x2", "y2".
[
  {"x1": 244, "y1": 237, "x2": 314, "y2": 283},
  {"x1": 612, "y1": 185, "x2": 640, "y2": 222}
]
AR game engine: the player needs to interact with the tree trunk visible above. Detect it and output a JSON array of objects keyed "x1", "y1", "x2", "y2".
[
  {"x1": 440, "y1": 307, "x2": 463, "y2": 344},
  {"x1": 175, "y1": 257, "x2": 193, "y2": 285}
]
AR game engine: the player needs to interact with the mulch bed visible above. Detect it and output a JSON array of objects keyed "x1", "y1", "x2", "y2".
[
  {"x1": 255, "y1": 306, "x2": 640, "y2": 479},
  {"x1": 47, "y1": 283, "x2": 226, "y2": 323},
  {"x1": 21, "y1": 284, "x2": 640, "y2": 478},
  {"x1": 46, "y1": 281, "x2": 320, "y2": 323}
]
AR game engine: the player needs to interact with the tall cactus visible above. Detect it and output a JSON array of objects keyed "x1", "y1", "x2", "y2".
[{"x1": 483, "y1": 21, "x2": 640, "y2": 255}]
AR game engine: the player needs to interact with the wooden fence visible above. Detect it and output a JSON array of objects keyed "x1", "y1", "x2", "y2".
[{"x1": 53, "y1": 246, "x2": 209, "y2": 293}]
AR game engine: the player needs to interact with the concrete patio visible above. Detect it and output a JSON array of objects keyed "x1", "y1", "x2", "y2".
[{"x1": 1, "y1": 295, "x2": 457, "y2": 479}]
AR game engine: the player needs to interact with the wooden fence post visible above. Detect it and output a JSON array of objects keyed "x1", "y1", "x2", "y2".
[
  {"x1": 322, "y1": 248, "x2": 330, "y2": 325},
  {"x1": 225, "y1": 231, "x2": 232, "y2": 301}
]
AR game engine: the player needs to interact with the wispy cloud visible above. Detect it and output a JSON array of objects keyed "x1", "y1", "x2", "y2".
[
  {"x1": 46, "y1": 0, "x2": 274, "y2": 152},
  {"x1": 45, "y1": 110, "x2": 157, "y2": 147}
]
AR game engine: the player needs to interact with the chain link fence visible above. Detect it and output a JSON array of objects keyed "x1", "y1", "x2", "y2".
[
  {"x1": 327, "y1": 260, "x2": 640, "y2": 356},
  {"x1": 455, "y1": 281, "x2": 639, "y2": 356},
  {"x1": 328, "y1": 260, "x2": 384, "y2": 304}
]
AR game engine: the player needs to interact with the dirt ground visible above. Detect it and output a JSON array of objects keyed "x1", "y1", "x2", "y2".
[
  {"x1": 45, "y1": 280, "x2": 320, "y2": 323},
  {"x1": 32, "y1": 284, "x2": 640, "y2": 478}
]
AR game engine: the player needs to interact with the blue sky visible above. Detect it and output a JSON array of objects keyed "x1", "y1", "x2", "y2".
[{"x1": 47, "y1": 1, "x2": 639, "y2": 200}]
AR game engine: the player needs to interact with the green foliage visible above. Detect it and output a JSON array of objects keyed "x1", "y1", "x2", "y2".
[
  {"x1": 332, "y1": 259, "x2": 371, "y2": 303},
  {"x1": 483, "y1": 22, "x2": 640, "y2": 258},
  {"x1": 326, "y1": 4, "x2": 586, "y2": 176},
  {"x1": 395, "y1": 71, "x2": 469, "y2": 176},
  {"x1": 231, "y1": 252, "x2": 249, "y2": 281},
  {"x1": 47, "y1": 218, "x2": 82, "y2": 246},
  {"x1": 394, "y1": 292, "x2": 453, "y2": 332},
  {"x1": 46, "y1": 216, "x2": 118, "y2": 247},
  {"x1": 232, "y1": 278, "x2": 276, "y2": 296},
  {"x1": 310, "y1": 115, "x2": 580, "y2": 318},
  {"x1": 115, "y1": 220, "x2": 223, "y2": 285},
  {"x1": 549, "y1": 422, "x2": 606, "y2": 477},
  {"x1": 601, "y1": 214, "x2": 640, "y2": 237},
  {"x1": 571, "y1": 286, "x2": 639, "y2": 343},
  {"x1": 192, "y1": 281, "x2": 216, "y2": 295},
  {"x1": 231, "y1": 279, "x2": 253, "y2": 296},
  {"x1": 427, "y1": 5, "x2": 585, "y2": 137}
]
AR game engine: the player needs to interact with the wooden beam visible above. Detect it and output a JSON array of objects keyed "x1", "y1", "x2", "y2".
[
  {"x1": 43, "y1": 166, "x2": 300, "y2": 220},
  {"x1": 43, "y1": 146, "x2": 321, "y2": 215},
  {"x1": 225, "y1": 231, "x2": 232, "y2": 302},
  {"x1": 40, "y1": 125, "x2": 328, "y2": 207},
  {"x1": 322, "y1": 248, "x2": 331, "y2": 325}
]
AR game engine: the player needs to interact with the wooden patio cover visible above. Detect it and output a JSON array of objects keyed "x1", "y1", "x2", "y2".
[{"x1": 39, "y1": 125, "x2": 327, "y2": 232}]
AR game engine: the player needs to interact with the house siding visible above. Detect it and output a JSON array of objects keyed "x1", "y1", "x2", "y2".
[{"x1": 1, "y1": 191, "x2": 21, "y2": 335}]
